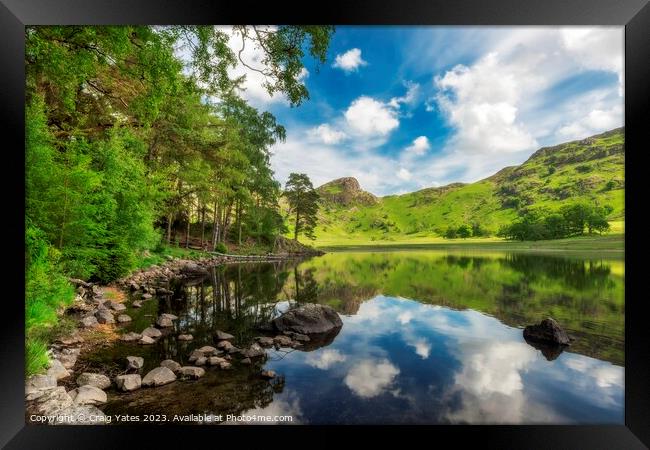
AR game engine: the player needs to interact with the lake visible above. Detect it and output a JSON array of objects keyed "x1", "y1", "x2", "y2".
[{"x1": 81, "y1": 250, "x2": 624, "y2": 424}]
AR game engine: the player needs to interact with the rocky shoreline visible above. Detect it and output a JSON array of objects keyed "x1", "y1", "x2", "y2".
[{"x1": 25, "y1": 251, "x2": 336, "y2": 425}]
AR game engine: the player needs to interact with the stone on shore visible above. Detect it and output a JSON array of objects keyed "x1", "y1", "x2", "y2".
[
  {"x1": 272, "y1": 303, "x2": 343, "y2": 335},
  {"x1": 216, "y1": 340, "x2": 234, "y2": 351},
  {"x1": 141, "y1": 327, "x2": 162, "y2": 339},
  {"x1": 273, "y1": 335, "x2": 293, "y2": 347},
  {"x1": 80, "y1": 315, "x2": 99, "y2": 328},
  {"x1": 126, "y1": 356, "x2": 145, "y2": 371},
  {"x1": 261, "y1": 370, "x2": 276, "y2": 379},
  {"x1": 178, "y1": 366, "x2": 205, "y2": 380},
  {"x1": 256, "y1": 336, "x2": 274, "y2": 347},
  {"x1": 120, "y1": 332, "x2": 142, "y2": 342},
  {"x1": 76, "y1": 373, "x2": 111, "y2": 390},
  {"x1": 69, "y1": 385, "x2": 107, "y2": 405},
  {"x1": 197, "y1": 345, "x2": 218, "y2": 356},
  {"x1": 95, "y1": 309, "x2": 115, "y2": 325},
  {"x1": 142, "y1": 293, "x2": 153, "y2": 299},
  {"x1": 142, "y1": 367, "x2": 177, "y2": 387},
  {"x1": 108, "y1": 301, "x2": 126, "y2": 312},
  {"x1": 140, "y1": 335, "x2": 155, "y2": 345},
  {"x1": 156, "y1": 315, "x2": 174, "y2": 327},
  {"x1": 160, "y1": 359, "x2": 181, "y2": 372},
  {"x1": 47, "y1": 359, "x2": 70, "y2": 380},
  {"x1": 115, "y1": 374, "x2": 142, "y2": 392},
  {"x1": 215, "y1": 330, "x2": 234, "y2": 341},
  {"x1": 132, "y1": 301, "x2": 142, "y2": 308},
  {"x1": 243, "y1": 343, "x2": 265, "y2": 359},
  {"x1": 117, "y1": 314, "x2": 132, "y2": 323},
  {"x1": 240, "y1": 357, "x2": 252, "y2": 365},
  {"x1": 29, "y1": 386, "x2": 73, "y2": 415},
  {"x1": 178, "y1": 334, "x2": 193, "y2": 341}
]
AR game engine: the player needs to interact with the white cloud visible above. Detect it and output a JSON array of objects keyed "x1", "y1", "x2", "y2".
[
  {"x1": 408, "y1": 339, "x2": 431, "y2": 359},
  {"x1": 396, "y1": 167, "x2": 412, "y2": 181},
  {"x1": 397, "y1": 311, "x2": 414, "y2": 324},
  {"x1": 344, "y1": 96, "x2": 400, "y2": 137},
  {"x1": 403, "y1": 136, "x2": 430, "y2": 157},
  {"x1": 388, "y1": 81, "x2": 420, "y2": 108},
  {"x1": 305, "y1": 349, "x2": 347, "y2": 370},
  {"x1": 556, "y1": 104, "x2": 623, "y2": 141},
  {"x1": 308, "y1": 124, "x2": 347, "y2": 145},
  {"x1": 333, "y1": 48, "x2": 368, "y2": 72},
  {"x1": 344, "y1": 358, "x2": 400, "y2": 398}
]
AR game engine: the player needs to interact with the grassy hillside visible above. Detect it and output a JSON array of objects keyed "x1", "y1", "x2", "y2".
[{"x1": 282, "y1": 127, "x2": 624, "y2": 247}]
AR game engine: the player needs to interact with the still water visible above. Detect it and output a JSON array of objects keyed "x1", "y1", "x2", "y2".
[{"x1": 82, "y1": 251, "x2": 624, "y2": 424}]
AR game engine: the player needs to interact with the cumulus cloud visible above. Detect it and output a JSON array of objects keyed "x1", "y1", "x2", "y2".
[
  {"x1": 403, "y1": 136, "x2": 430, "y2": 157},
  {"x1": 306, "y1": 349, "x2": 347, "y2": 370},
  {"x1": 556, "y1": 104, "x2": 623, "y2": 141},
  {"x1": 333, "y1": 48, "x2": 368, "y2": 72},
  {"x1": 388, "y1": 81, "x2": 420, "y2": 108},
  {"x1": 396, "y1": 167, "x2": 412, "y2": 181},
  {"x1": 308, "y1": 124, "x2": 347, "y2": 145},
  {"x1": 344, "y1": 358, "x2": 400, "y2": 398},
  {"x1": 344, "y1": 96, "x2": 400, "y2": 137}
]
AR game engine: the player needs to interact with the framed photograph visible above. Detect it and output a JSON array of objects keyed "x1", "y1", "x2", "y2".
[{"x1": 2, "y1": 0, "x2": 648, "y2": 447}]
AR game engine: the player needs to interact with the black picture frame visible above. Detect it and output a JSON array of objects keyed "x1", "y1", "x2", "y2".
[{"x1": 1, "y1": 0, "x2": 648, "y2": 447}]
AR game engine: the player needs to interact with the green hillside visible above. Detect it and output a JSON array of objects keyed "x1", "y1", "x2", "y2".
[{"x1": 282, "y1": 127, "x2": 624, "y2": 246}]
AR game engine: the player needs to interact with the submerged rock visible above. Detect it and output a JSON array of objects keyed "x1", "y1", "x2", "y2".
[
  {"x1": 156, "y1": 315, "x2": 174, "y2": 327},
  {"x1": 256, "y1": 336, "x2": 274, "y2": 347},
  {"x1": 273, "y1": 335, "x2": 293, "y2": 348},
  {"x1": 76, "y1": 373, "x2": 111, "y2": 389},
  {"x1": 115, "y1": 374, "x2": 141, "y2": 392},
  {"x1": 142, "y1": 367, "x2": 177, "y2": 387},
  {"x1": 178, "y1": 334, "x2": 193, "y2": 341},
  {"x1": 523, "y1": 318, "x2": 571, "y2": 346},
  {"x1": 272, "y1": 303, "x2": 343, "y2": 335}
]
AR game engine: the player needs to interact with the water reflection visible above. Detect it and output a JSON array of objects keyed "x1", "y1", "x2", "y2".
[{"x1": 84, "y1": 250, "x2": 623, "y2": 424}]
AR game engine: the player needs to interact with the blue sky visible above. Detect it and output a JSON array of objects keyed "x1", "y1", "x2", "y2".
[{"x1": 224, "y1": 26, "x2": 624, "y2": 196}]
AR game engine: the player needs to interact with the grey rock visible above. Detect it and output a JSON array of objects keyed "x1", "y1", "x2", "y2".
[
  {"x1": 216, "y1": 340, "x2": 234, "y2": 351},
  {"x1": 523, "y1": 318, "x2": 571, "y2": 346},
  {"x1": 108, "y1": 301, "x2": 126, "y2": 312},
  {"x1": 132, "y1": 301, "x2": 142, "y2": 308},
  {"x1": 53, "y1": 405, "x2": 107, "y2": 425},
  {"x1": 139, "y1": 335, "x2": 155, "y2": 345},
  {"x1": 215, "y1": 330, "x2": 234, "y2": 341},
  {"x1": 197, "y1": 345, "x2": 218, "y2": 356},
  {"x1": 142, "y1": 367, "x2": 177, "y2": 387},
  {"x1": 30, "y1": 386, "x2": 73, "y2": 415},
  {"x1": 141, "y1": 327, "x2": 162, "y2": 339},
  {"x1": 69, "y1": 385, "x2": 107, "y2": 405},
  {"x1": 272, "y1": 303, "x2": 343, "y2": 335},
  {"x1": 273, "y1": 335, "x2": 293, "y2": 347},
  {"x1": 95, "y1": 309, "x2": 115, "y2": 325},
  {"x1": 256, "y1": 336, "x2": 274, "y2": 347},
  {"x1": 47, "y1": 359, "x2": 70, "y2": 380},
  {"x1": 207, "y1": 356, "x2": 226, "y2": 366},
  {"x1": 240, "y1": 357, "x2": 252, "y2": 365},
  {"x1": 117, "y1": 314, "x2": 132, "y2": 323},
  {"x1": 126, "y1": 356, "x2": 145, "y2": 370},
  {"x1": 195, "y1": 356, "x2": 207, "y2": 366},
  {"x1": 26, "y1": 374, "x2": 57, "y2": 394},
  {"x1": 178, "y1": 334, "x2": 193, "y2": 341},
  {"x1": 160, "y1": 313, "x2": 178, "y2": 320},
  {"x1": 261, "y1": 370, "x2": 276, "y2": 379},
  {"x1": 160, "y1": 359, "x2": 181, "y2": 372},
  {"x1": 80, "y1": 316, "x2": 99, "y2": 328},
  {"x1": 293, "y1": 333, "x2": 310, "y2": 342},
  {"x1": 76, "y1": 373, "x2": 111, "y2": 389},
  {"x1": 156, "y1": 315, "x2": 174, "y2": 327},
  {"x1": 178, "y1": 366, "x2": 205, "y2": 380},
  {"x1": 188, "y1": 350, "x2": 203, "y2": 363},
  {"x1": 244, "y1": 343, "x2": 265, "y2": 359},
  {"x1": 120, "y1": 332, "x2": 142, "y2": 342},
  {"x1": 115, "y1": 374, "x2": 141, "y2": 392},
  {"x1": 142, "y1": 293, "x2": 153, "y2": 299}
]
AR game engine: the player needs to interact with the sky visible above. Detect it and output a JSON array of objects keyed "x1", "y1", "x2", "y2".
[{"x1": 222, "y1": 26, "x2": 624, "y2": 196}]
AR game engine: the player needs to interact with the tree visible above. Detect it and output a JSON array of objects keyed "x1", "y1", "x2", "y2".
[
  {"x1": 457, "y1": 224, "x2": 471, "y2": 239},
  {"x1": 444, "y1": 227, "x2": 458, "y2": 239},
  {"x1": 284, "y1": 173, "x2": 319, "y2": 241}
]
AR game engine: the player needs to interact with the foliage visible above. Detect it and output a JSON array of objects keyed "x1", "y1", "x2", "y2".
[
  {"x1": 497, "y1": 202, "x2": 612, "y2": 241},
  {"x1": 284, "y1": 173, "x2": 320, "y2": 240}
]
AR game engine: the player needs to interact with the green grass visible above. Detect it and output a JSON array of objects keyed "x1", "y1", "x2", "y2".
[
  {"x1": 317, "y1": 233, "x2": 624, "y2": 255},
  {"x1": 26, "y1": 339, "x2": 50, "y2": 377}
]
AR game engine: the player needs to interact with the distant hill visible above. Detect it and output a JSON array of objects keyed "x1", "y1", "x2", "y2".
[{"x1": 283, "y1": 127, "x2": 624, "y2": 245}]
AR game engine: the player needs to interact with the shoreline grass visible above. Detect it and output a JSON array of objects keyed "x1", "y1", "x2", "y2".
[{"x1": 316, "y1": 233, "x2": 624, "y2": 256}]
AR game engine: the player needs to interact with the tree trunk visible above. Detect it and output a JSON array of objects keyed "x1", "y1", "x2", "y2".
[
  {"x1": 200, "y1": 204, "x2": 205, "y2": 249},
  {"x1": 212, "y1": 200, "x2": 219, "y2": 250},
  {"x1": 294, "y1": 210, "x2": 300, "y2": 241},
  {"x1": 166, "y1": 211, "x2": 173, "y2": 245},
  {"x1": 185, "y1": 199, "x2": 191, "y2": 249},
  {"x1": 237, "y1": 199, "x2": 242, "y2": 245}
]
